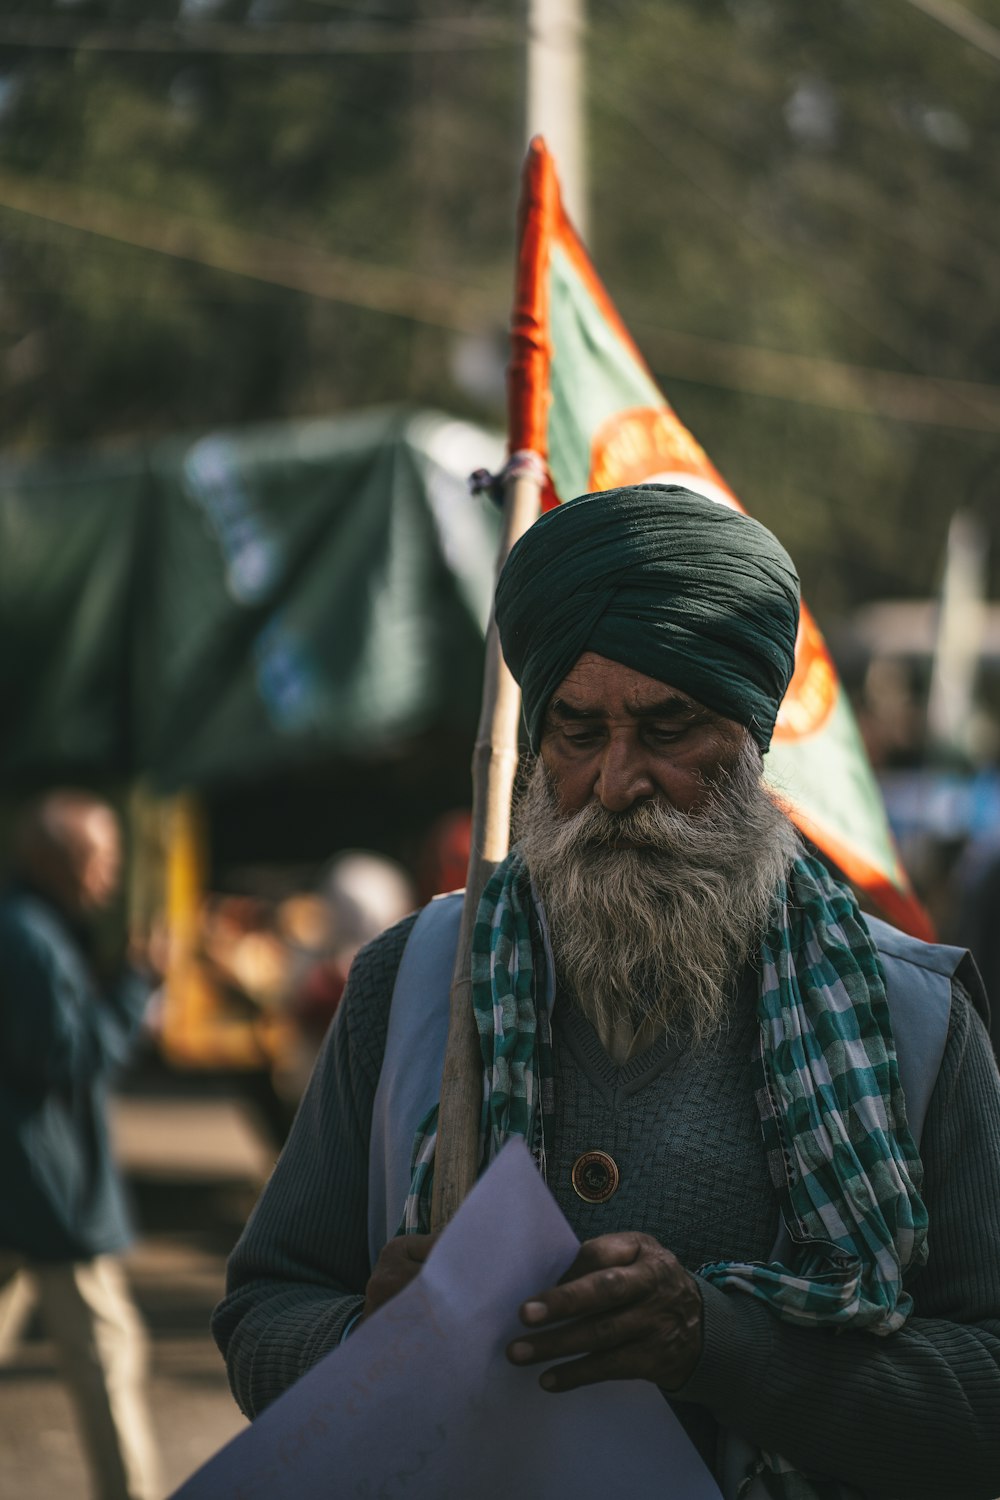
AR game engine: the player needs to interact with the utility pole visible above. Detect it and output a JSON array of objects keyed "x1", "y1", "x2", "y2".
[{"x1": 527, "y1": 0, "x2": 587, "y2": 237}]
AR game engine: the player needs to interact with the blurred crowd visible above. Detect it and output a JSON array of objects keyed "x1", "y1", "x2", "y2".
[
  {"x1": 154, "y1": 808, "x2": 473, "y2": 1116},
  {"x1": 851, "y1": 646, "x2": 1000, "y2": 1001}
]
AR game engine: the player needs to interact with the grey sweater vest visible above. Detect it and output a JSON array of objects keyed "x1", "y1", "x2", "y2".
[{"x1": 368, "y1": 892, "x2": 984, "y2": 1500}]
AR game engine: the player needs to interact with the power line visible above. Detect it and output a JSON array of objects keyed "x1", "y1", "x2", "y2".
[
  {"x1": 895, "y1": 0, "x2": 1000, "y2": 64},
  {"x1": 0, "y1": 16, "x2": 520, "y2": 56},
  {"x1": 1, "y1": 171, "x2": 999, "y2": 432},
  {"x1": 632, "y1": 321, "x2": 1000, "y2": 433},
  {"x1": 595, "y1": 84, "x2": 1000, "y2": 431},
  {"x1": 296, "y1": 0, "x2": 508, "y2": 27},
  {"x1": 0, "y1": 171, "x2": 498, "y2": 332},
  {"x1": 591, "y1": 2, "x2": 997, "y2": 271}
]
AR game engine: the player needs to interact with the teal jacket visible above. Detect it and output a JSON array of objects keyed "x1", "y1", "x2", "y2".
[{"x1": 0, "y1": 884, "x2": 151, "y2": 1261}]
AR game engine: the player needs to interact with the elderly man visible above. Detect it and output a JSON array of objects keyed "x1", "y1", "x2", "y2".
[
  {"x1": 213, "y1": 486, "x2": 1000, "y2": 1500},
  {"x1": 0, "y1": 791, "x2": 162, "y2": 1500}
]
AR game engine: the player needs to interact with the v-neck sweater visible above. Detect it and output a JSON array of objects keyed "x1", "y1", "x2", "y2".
[
  {"x1": 213, "y1": 912, "x2": 1000, "y2": 1498},
  {"x1": 550, "y1": 990, "x2": 779, "y2": 1468},
  {"x1": 550, "y1": 993, "x2": 777, "y2": 1271}
]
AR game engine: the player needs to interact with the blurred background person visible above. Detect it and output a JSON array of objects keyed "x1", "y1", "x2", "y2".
[
  {"x1": 279, "y1": 849, "x2": 416, "y2": 1095},
  {"x1": 415, "y1": 808, "x2": 473, "y2": 905},
  {"x1": 0, "y1": 791, "x2": 162, "y2": 1500}
]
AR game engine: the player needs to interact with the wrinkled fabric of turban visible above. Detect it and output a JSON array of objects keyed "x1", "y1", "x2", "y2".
[{"x1": 494, "y1": 484, "x2": 800, "y2": 754}]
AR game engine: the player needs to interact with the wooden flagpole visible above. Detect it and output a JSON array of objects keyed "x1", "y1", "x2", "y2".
[
  {"x1": 429, "y1": 462, "x2": 543, "y2": 1230},
  {"x1": 428, "y1": 139, "x2": 554, "y2": 1229}
]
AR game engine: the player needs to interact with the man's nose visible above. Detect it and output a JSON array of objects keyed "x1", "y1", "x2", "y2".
[{"x1": 594, "y1": 737, "x2": 656, "y2": 813}]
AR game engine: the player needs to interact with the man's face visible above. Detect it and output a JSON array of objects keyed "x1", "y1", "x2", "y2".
[
  {"x1": 539, "y1": 651, "x2": 748, "y2": 820},
  {"x1": 70, "y1": 809, "x2": 122, "y2": 914}
]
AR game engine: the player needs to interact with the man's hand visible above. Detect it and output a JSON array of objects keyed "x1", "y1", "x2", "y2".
[
  {"x1": 506, "y1": 1231, "x2": 702, "y2": 1393},
  {"x1": 359, "y1": 1233, "x2": 439, "y2": 1322}
]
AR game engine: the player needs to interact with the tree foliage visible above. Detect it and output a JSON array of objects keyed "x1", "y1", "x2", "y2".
[{"x1": 0, "y1": 0, "x2": 998, "y2": 614}]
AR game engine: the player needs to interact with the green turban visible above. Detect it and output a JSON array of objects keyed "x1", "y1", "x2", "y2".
[{"x1": 494, "y1": 484, "x2": 800, "y2": 753}]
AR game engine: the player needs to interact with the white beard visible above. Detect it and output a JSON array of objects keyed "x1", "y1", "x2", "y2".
[{"x1": 513, "y1": 738, "x2": 801, "y2": 1059}]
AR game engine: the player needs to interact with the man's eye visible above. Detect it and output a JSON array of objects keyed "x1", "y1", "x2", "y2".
[
  {"x1": 645, "y1": 725, "x2": 684, "y2": 746},
  {"x1": 562, "y1": 728, "x2": 602, "y2": 747}
]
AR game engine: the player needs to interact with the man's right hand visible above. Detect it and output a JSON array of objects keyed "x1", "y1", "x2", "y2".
[{"x1": 360, "y1": 1233, "x2": 439, "y2": 1322}]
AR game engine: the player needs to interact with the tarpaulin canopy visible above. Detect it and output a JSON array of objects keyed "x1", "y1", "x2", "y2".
[{"x1": 0, "y1": 407, "x2": 503, "y2": 790}]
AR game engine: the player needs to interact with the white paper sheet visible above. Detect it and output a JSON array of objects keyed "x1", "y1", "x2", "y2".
[{"x1": 172, "y1": 1140, "x2": 723, "y2": 1499}]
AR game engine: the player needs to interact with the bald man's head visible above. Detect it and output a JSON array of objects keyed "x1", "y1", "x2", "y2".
[{"x1": 13, "y1": 792, "x2": 122, "y2": 918}]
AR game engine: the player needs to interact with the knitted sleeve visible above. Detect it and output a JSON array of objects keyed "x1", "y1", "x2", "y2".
[
  {"x1": 211, "y1": 911, "x2": 417, "y2": 1419},
  {"x1": 676, "y1": 982, "x2": 1000, "y2": 1500}
]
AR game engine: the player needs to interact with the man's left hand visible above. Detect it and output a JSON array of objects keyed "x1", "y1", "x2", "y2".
[{"x1": 506, "y1": 1231, "x2": 702, "y2": 1393}]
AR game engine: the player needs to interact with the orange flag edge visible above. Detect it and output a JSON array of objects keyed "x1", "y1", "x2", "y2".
[
  {"x1": 507, "y1": 138, "x2": 557, "y2": 466},
  {"x1": 788, "y1": 804, "x2": 936, "y2": 942}
]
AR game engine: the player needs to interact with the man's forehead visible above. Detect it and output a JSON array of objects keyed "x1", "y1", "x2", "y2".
[
  {"x1": 59, "y1": 804, "x2": 119, "y2": 862},
  {"x1": 547, "y1": 652, "x2": 708, "y2": 719}
]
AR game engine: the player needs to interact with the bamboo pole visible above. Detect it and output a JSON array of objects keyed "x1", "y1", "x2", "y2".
[{"x1": 430, "y1": 464, "x2": 544, "y2": 1229}]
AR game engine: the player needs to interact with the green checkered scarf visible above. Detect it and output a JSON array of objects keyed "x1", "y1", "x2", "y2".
[
  {"x1": 402, "y1": 849, "x2": 927, "y2": 1500},
  {"x1": 401, "y1": 856, "x2": 554, "y2": 1231}
]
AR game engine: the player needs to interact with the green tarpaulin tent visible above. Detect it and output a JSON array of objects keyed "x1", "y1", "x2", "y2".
[{"x1": 0, "y1": 407, "x2": 503, "y2": 791}]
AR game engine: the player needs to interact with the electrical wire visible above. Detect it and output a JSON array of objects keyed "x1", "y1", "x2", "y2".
[
  {"x1": 0, "y1": 15, "x2": 520, "y2": 55},
  {"x1": 895, "y1": 0, "x2": 1000, "y2": 64},
  {"x1": 631, "y1": 320, "x2": 1000, "y2": 433},
  {"x1": 594, "y1": 84, "x2": 999, "y2": 431},
  {"x1": 0, "y1": 170, "x2": 498, "y2": 332},
  {"x1": 1, "y1": 169, "x2": 998, "y2": 432}
]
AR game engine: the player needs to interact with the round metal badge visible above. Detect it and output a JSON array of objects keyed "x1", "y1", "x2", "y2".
[{"x1": 571, "y1": 1150, "x2": 620, "y2": 1204}]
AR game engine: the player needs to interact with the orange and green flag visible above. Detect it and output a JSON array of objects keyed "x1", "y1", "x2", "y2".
[{"x1": 508, "y1": 136, "x2": 932, "y2": 941}]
